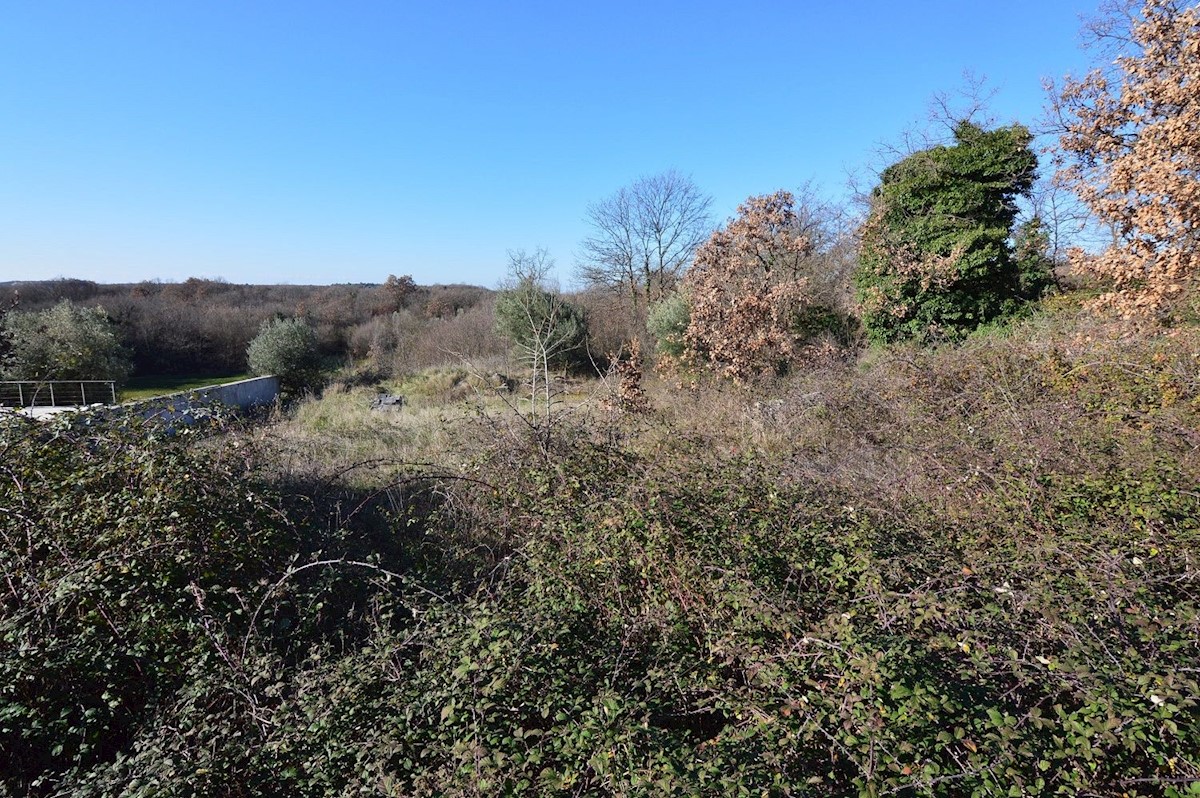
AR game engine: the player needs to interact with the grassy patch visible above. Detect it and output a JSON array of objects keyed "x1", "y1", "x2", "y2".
[
  {"x1": 120, "y1": 373, "x2": 254, "y2": 401},
  {"x1": 262, "y1": 365, "x2": 608, "y2": 485}
]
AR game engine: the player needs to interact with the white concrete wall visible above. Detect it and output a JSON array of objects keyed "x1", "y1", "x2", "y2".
[
  {"x1": 6, "y1": 376, "x2": 280, "y2": 424},
  {"x1": 133, "y1": 375, "x2": 280, "y2": 426},
  {"x1": 190, "y1": 375, "x2": 280, "y2": 409}
]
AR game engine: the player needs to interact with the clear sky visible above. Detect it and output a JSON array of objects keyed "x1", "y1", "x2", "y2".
[{"x1": 0, "y1": 1, "x2": 1101, "y2": 288}]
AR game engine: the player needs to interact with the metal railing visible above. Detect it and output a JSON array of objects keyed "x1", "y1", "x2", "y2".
[{"x1": 0, "y1": 381, "x2": 117, "y2": 408}]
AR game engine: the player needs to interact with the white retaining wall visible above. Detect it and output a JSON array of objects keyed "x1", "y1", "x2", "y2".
[{"x1": 134, "y1": 375, "x2": 279, "y2": 425}]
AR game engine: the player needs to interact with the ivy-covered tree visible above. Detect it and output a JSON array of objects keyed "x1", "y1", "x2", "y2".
[
  {"x1": 1050, "y1": 0, "x2": 1200, "y2": 316},
  {"x1": 856, "y1": 121, "x2": 1048, "y2": 342},
  {"x1": 0, "y1": 299, "x2": 132, "y2": 384}
]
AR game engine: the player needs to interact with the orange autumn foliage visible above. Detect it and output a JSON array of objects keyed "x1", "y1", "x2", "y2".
[
  {"x1": 683, "y1": 191, "x2": 813, "y2": 382},
  {"x1": 1053, "y1": 0, "x2": 1200, "y2": 315}
]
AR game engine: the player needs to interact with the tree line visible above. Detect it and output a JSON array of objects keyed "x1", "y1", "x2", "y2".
[
  {"x1": 514, "y1": 0, "x2": 1198, "y2": 382},
  {"x1": 2, "y1": 0, "x2": 1196, "y2": 389},
  {"x1": 0, "y1": 278, "x2": 497, "y2": 386}
]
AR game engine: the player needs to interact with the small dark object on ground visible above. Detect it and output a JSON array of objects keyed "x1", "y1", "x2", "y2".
[
  {"x1": 491, "y1": 373, "x2": 517, "y2": 393},
  {"x1": 370, "y1": 394, "x2": 406, "y2": 411}
]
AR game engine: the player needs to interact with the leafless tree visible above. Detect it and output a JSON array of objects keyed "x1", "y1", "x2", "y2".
[{"x1": 577, "y1": 169, "x2": 713, "y2": 315}]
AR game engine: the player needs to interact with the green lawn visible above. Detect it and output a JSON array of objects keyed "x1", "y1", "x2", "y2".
[{"x1": 120, "y1": 374, "x2": 253, "y2": 402}]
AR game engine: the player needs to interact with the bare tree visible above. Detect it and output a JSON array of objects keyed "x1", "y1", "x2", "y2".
[{"x1": 577, "y1": 169, "x2": 713, "y2": 314}]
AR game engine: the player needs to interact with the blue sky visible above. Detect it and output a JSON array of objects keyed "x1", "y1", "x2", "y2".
[{"x1": 1, "y1": 1, "x2": 1100, "y2": 288}]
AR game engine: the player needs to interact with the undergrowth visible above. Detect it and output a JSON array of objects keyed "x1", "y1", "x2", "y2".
[{"x1": 2, "y1": 305, "x2": 1197, "y2": 796}]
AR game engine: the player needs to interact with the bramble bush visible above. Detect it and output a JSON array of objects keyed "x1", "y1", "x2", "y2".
[
  {"x1": 0, "y1": 411, "x2": 291, "y2": 795},
  {"x1": 2, "y1": 310, "x2": 1198, "y2": 796}
]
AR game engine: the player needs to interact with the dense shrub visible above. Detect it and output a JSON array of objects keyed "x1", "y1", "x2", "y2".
[
  {"x1": 348, "y1": 301, "x2": 506, "y2": 376},
  {"x1": 247, "y1": 316, "x2": 323, "y2": 394},
  {"x1": 312, "y1": 428, "x2": 1196, "y2": 796},
  {"x1": 683, "y1": 191, "x2": 814, "y2": 381},
  {"x1": 0, "y1": 412, "x2": 452, "y2": 796},
  {"x1": 0, "y1": 299, "x2": 132, "y2": 384},
  {"x1": 0, "y1": 413, "x2": 292, "y2": 795}
]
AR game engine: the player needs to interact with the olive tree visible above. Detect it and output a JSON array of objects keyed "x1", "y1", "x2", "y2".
[
  {"x1": 646, "y1": 292, "x2": 691, "y2": 360},
  {"x1": 246, "y1": 316, "x2": 322, "y2": 394}
]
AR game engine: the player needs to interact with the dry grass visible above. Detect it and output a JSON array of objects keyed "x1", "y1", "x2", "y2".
[
  {"x1": 259, "y1": 359, "x2": 618, "y2": 486},
  {"x1": 258, "y1": 289, "x2": 1200, "y2": 526},
  {"x1": 261, "y1": 388, "x2": 455, "y2": 484}
]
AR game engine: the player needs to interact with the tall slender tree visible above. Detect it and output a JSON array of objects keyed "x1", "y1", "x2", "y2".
[{"x1": 495, "y1": 249, "x2": 588, "y2": 423}]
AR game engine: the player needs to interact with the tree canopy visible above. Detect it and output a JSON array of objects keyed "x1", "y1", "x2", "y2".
[
  {"x1": 1051, "y1": 0, "x2": 1200, "y2": 316},
  {"x1": 577, "y1": 170, "x2": 713, "y2": 312},
  {"x1": 0, "y1": 299, "x2": 132, "y2": 384},
  {"x1": 856, "y1": 121, "x2": 1048, "y2": 342}
]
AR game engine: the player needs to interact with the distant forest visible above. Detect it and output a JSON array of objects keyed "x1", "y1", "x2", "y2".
[{"x1": 0, "y1": 277, "x2": 507, "y2": 378}]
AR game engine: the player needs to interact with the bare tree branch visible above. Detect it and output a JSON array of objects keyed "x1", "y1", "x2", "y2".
[{"x1": 577, "y1": 169, "x2": 713, "y2": 314}]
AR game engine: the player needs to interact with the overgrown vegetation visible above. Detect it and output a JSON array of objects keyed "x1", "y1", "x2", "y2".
[
  {"x1": 0, "y1": 278, "x2": 501, "y2": 382},
  {"x1": 3, "y1": 298, "x2": 1198, "y2": 795},
  {"x1": 3, "y1": 3, "x2": 1199, "y2": 794}
]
